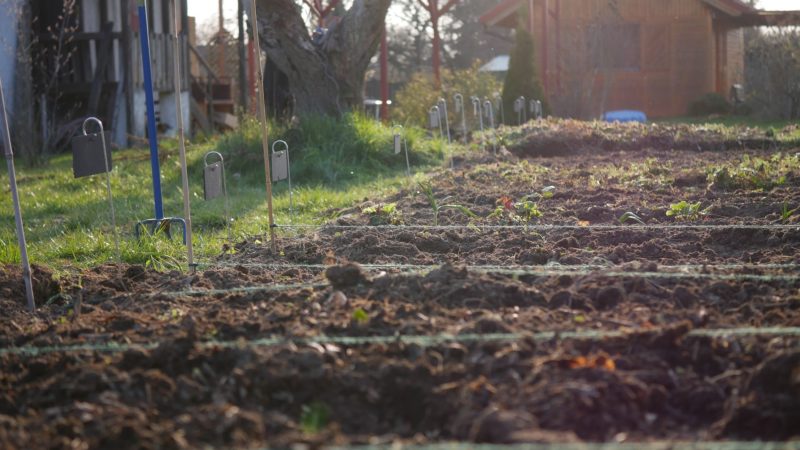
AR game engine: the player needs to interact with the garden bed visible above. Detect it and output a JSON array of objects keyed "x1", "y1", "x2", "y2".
[{"x1": 1, "y1": 124, "x2": 799, "y2": 449}]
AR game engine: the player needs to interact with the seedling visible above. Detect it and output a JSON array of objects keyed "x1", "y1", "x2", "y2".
[
  {"x1": 352, "y1": 307, "x2": 369, "y2": 324},
  {"x1": 707, "y1": 153, "x2": 798, "y2": 191},
  {"x1": 418, "y1": 181, "x2": 476, "y2": 226},
  {"x1": 489, "y1": 195, "x2": 543, "y2": 223},
  {"x1": 619, "y1": 212, "x2": 645, "y2": 225},
  {"x1": 781, "y1": 202, "x2": 799, "y2": 222},
  {"x1": 666, "y1": 201, "x2": 709, "y2": 221},
  {"x1": 361, "y1": 203, "x2": 403, "y2": 225},
  {"x1": 300, "y1": 402, "x2": 330, "y2": 434}
]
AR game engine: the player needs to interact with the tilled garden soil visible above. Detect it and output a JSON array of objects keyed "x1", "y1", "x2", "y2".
[{"x1": 1, "y1": 131, "x2": 799, "y2": 449}]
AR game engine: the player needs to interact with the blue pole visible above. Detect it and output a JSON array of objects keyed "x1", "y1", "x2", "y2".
[{"x1": 138, "y1": 2, "x2": 164, "y2": 219}]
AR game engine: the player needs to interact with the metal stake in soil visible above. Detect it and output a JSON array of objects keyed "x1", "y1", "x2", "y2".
[
  {"x1": 530, "y1": 99, "x2": 543, "y2": 120},
  {"x1": 514, "y1": 96, "x2": 527, "y2": 125},
  {"x1": 483, "y1": 100, "x2": 497, "y2": 156},
  {"x1": 0, "y1": 77, "x2": 35, "y2": 311},
  {"x1": 494, "y1": 92, "x2": 504, "y2": 125},
  {"x1": 471, "y1": 96, "x2": 485, "y2": 152},
  {"x1": 172, "y1": 0, "x2": 195, "y2": 272},
  {"x1": 250, "y1": 0, "x2": 277, "y2": 252},
  {"x1": 77, "y1": 117, "x2": 121, "y2": 262},
  {"x1": 437, "y1": 98, "x2": 452, "y2": 144},
  {"x1": 453, "y1": 93, "x2": 466, "y2": 142},
  {"x1": 392, "y1": 124, "x2": 411, "y2": 177},
  {"x1": 271, "y1": 140, "x2": 294, "y2": 224},
  {"x1": 203, "y1": 151, "x2": 232, "y2": 241}
]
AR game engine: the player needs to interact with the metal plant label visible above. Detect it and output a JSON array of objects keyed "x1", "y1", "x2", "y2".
[
  {"x1": 429, "y1": 110, "x2": 440, "y2": 129},
  {"x1": 71, "y1": 131, "x2": 113, "y2": 178},
  {"x1": 394, "y1": 134, "x2": 402, "y2": 155},
  {"x1": 204, "y1": 162, "x2": 224, "y2": 200},
  {"x1": 272, "y1": 150, "x2": 289, "y2": 182}
]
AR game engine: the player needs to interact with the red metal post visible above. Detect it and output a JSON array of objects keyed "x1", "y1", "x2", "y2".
[{"x1": 418, "y1": 0, "x2": 458, "y2": 88}]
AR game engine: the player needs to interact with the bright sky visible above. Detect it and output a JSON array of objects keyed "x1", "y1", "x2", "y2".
[{"x1": 188, "y1": 0, "x2": 800, "y2": 38}]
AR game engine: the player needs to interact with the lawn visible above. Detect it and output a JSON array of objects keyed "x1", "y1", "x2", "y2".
[{"x1": 0, "y1": 114, "x2": 445, "y2": 271}]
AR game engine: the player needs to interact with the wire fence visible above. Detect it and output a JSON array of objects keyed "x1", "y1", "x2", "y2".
[{"x1": 2, "y1": 327, "x2": 798, "y2": 357}]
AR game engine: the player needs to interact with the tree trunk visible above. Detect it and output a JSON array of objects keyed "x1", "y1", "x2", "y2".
[
  {"x1": 254, "y1": 0, "x2": 391, "y2": 117},
  {"x1": 431, "y1": 15, "x2": 442, "y2": 87}
]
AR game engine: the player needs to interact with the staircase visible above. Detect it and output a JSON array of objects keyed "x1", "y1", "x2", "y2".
[{"x1": 188, "y1": 43, "x2": 238, "y2": 133}]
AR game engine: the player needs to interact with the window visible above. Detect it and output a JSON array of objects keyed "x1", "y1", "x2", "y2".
[{"x1": 587, "y1": 24, "x2": 641, "y2": 71}]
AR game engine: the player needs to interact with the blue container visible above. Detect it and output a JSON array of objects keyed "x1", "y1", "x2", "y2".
[{"x1": 603, "y1": 110, "x2": 647, "y2": 123}]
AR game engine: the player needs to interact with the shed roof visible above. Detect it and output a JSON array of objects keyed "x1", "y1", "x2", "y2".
[{"x1": 480, "y1": 55, "x2": 510, "y2": 72}]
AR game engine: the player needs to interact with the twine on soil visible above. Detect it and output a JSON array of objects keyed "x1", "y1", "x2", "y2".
[
  {"x1": 170, "y1": 265, "x2": 800, "y2": 299},
  {"x1": 273, "y1": 224, "x2": 800, "y2": 231},
  {"x1": 2, "y1": 327, "x2": 799, "y2": 357},
  {"x1": 196, "y1": 261, "x2": 800, "y2": 273},
  {"x1": 157, "y1": 281, "x2": 328, "y2": 298},
  {"x1": 318, "y1": 442, "x2": 799, "y2": 450}
]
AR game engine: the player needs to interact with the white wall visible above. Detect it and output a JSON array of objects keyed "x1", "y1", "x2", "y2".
[
  {"x1": 0, "y1": 1, "x2": 20, "y2": 115},
  {"x1": 160, "y1": 91, "x2": 190, "y2": 138}
]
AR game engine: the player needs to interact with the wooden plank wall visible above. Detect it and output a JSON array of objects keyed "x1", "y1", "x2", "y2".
[{"x1": 536, "y1": 0, "x2": 718, "y2": 118}]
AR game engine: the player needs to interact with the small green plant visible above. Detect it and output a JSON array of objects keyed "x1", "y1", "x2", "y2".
[
  {"x1": 418, "y1": 181, "x2": 477, "y2": 226},
  {"x1": 361, "y1": 203, "x2": 403, "y2": 225},
  {"x1": 708, "y1": 153, "x2": 798, "y2": 191},
  {"x1": 618, "y1": 212, "x2": 645, "y2": 225},
  {"x1": 666, "y1": 201, "x2": 709, "y2": 221},
  {"x1": 781, "y1": 202, "x2": 799, "y2": 222},
  {"x1": 352, "y1": 307, "x2": 369, "y2": 324},
  {"x1": 489, "y1": 187, "x2": 553, "y2": 224},
  {"x1": 300, "y1": 402, "x2": 330, "y2": 434}
]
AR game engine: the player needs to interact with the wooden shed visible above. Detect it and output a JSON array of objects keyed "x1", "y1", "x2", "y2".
[{"x1": 480, "y1": 0, "x2": 800, "y2": 118}]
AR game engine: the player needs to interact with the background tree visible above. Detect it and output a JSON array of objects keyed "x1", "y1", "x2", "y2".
[
  {"x1": 501, "y1": 26, "x2": 548, "y2": 124},
  {"x1": 443, "y1": 0, "x2": 511, "y2": 70},
  {"x1": 387, "y1": 0, "x2": 431, "y2": 77},
  {"x1": 745, "y1": 28, "x2": 800, "y2": 119},
  {"x1": 254, "y1": 0, "x2": 391, "y2": 117},
  {"x1": 415, "y1": 0, "x2": 458, "y2": 87}
]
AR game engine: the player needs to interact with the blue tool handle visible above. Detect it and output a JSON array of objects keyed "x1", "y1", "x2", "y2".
[{"x1": 138, "y1": 4, "x2": 164, "y2": 220}]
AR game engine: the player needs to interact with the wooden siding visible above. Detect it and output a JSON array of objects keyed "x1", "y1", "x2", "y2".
[
  {"x1": 130, "y1": 33, "x2": 189, "y2": 92},
  {"x1": 533, "y1": 0, "x2": 718, "y2": 118}
]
